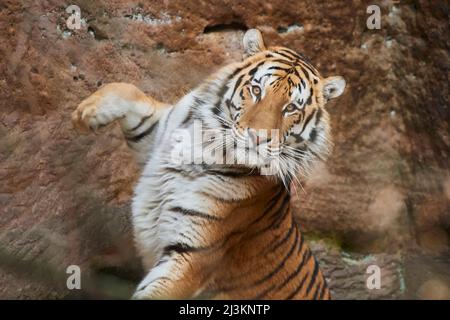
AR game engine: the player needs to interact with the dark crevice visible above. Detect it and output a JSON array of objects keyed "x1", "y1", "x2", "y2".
[
  {"x1": 203, "y1": 22, "x2": 248, "y2": 34},
  {"x1": 88, "y1": 25, "x2": 109, "y2": 40}
]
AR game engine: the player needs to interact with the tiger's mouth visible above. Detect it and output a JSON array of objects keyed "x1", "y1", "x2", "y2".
[
  {"x1": 176, "y1": 119, "x2": 322, "y2": 182},
  {"x1": 227, "y1": 124, "x2": 328, "y2": 182},
  {"x1": 226, "y1": 124, "x2": 290, "y2": 171},
  {"x1": 231, "y1": 124, "x2": 282, "y2": 151}
]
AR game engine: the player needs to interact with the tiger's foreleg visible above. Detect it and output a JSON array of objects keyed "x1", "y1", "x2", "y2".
[
  {"x1": 132, "y1": 255, "x2": 200, "y2": 300},
  {"x1": 72, "y1": 82, "x2": 170, "y2": 165}
]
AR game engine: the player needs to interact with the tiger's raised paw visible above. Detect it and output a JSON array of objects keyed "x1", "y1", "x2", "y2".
[{"x1": 72, "y1": 84, "x2": 126, "y2": 133}]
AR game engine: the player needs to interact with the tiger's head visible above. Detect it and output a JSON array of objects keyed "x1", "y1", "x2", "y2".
[{"x1": 198, "y1": 29, "x2": 346, "y2": 187}]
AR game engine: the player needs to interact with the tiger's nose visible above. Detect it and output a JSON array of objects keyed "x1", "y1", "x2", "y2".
[{"x1": 247, "y1": 128, "x2": 268, "y2": 146}]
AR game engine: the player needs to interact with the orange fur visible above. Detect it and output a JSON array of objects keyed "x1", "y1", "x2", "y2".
[{"x1": 72, "y1": 29, "x2": 346, "y2": 300}]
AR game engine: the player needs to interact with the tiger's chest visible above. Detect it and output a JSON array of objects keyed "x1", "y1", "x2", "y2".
[
  {"x1": 128, "y1": 102, "x2": 260, "y2": 269},
  {"x1": 130, "y1": 133, "x2": 221, "y2": 268}
]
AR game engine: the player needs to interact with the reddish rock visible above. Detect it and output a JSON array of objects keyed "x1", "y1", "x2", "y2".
[{"x1": 0, "y1": 0, "x2": 448, "y2": 299}]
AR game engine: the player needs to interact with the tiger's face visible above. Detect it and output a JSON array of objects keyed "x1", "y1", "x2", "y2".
[{"x1": 204, "y1": 29, "x2": 346, "y2": 186}]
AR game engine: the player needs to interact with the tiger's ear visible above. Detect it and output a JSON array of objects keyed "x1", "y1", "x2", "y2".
[
  {"x1": 243, "y1": 29, "x2": 266, "y2": 56},
  {"x1": 322, "y1": 76, "x2": 346, "y2": 100}
]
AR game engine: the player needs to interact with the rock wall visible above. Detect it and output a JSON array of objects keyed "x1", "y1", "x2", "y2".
[{"x1": 0, "y1": 0, "x2": 449, "y2": 299}]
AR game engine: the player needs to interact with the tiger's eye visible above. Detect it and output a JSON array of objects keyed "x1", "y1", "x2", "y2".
[
  {"x1": 251, "y1": 86, "x2": 261, "y2": 96},
  {"x1": 285, "y1": 103, "x2": 297, "y2": 113}
]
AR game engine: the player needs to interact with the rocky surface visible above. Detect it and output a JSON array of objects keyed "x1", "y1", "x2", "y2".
[{"x1": 0, "y1": 0, "x2": 449, "y2": 299}]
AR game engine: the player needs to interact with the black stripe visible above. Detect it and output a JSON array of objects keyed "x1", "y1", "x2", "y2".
[
  {"x1": 256, "y1": 228, "x2": 304, "y2": 299},
  {"x1": 206, "y1": 189, "x2": 292, "y2": 291},
  {"x1": 187, "y1": 97, "x2": 207, "y2": 123},
  {"x1": 274, "y1": 50, "x2": 297, "y2": 62},
  {"x1": 287, "y1": 77, "x2": 295, "y2": 87},
  {"x1": 179, "y1": 232, "x2": 194, "y2": 243},
  {"x1": 216, "y1": 187, "x2": 285, "y2": 254},
  {"x1": 306, "y1": 87, "x2": 313, "y2": 106},
  {"x1": 298, "y1": 231, "x2": 305, "y2": 253},
  {"x1": 193, "y1": 96, "x2": 206, "y2": 105},
  {"x1": 162, "y1": 107, "x2": 175, "y2": 132},
  {"x1": 248, "y1": 61, "x2": 267, "y2": 77},
  {"x1": 212, "y1": 101, "x2": 222, "y2": 116},
  {"x1": 229, "y1": 61, "x2": 252, "y2": 79},
  {"x1": 230, "y1": 74, "x2": 245, "y2": 100},
  {"x1": 299, "y1": 60, "x2": 319, "y2": 77},
  {"x1": 279, "y1": 48, "x2": 316, "y2": 70},
  {"x1": 280, "y1": 48, "x2": 306, "y2": 61},
  {"x1": 300, "y1": 78, "x2": 306, "y2": 89},
  {"x1": 253, "y1": 284, "x2": 277, "y2": 300},
  {"x1": 309, "y1": 128, "x2": 317, "y2": 142},
  {"x1": 181, "y1": 228, "x2": 207, "y2": 244},
  {"x1": 312, "y1": 280, "x2": 323, "y2": 300},
  {"x1": 315, "y1": 108, "x2": 322, "y2": 125},
  {"x1": 298, "y1": 65, "x2": 311, "y2": 81},
  {"x1": 225, "y1": 99, "x2": 241, "y2": 111},
  {"x1": 245, "y1": 186, "x2": 285, "y2": 226},
  {"x1": 278, "y1": 48, "x2": 298, "y2": 58},
  {"x1": 244, "y1": 193, "x2": 290, "y2": 241},
  {"x1": 260, "y1": 72, "x2": 273, "y2": 81},
  {"x1": 275, "y1": 49, "x2": 319, "y2": 78},
  {"x1": 181, "y1": 109, "x2": 194, "y2": 125},
  {"x1": 305, "y1": 258, "x2": 320, "y2": 296},
  {"x1": 169, "y1": 206, "x2": 223, "y2": 221},
  {"x1": 268, "y1": 66, "x2": 292, "y2": 72},
  {"x1": 279, "y1": 49, "x2": 317, "y2": 72},
  {"x1": 254, "y1": 194, "x2": 291, "y2": 236},
  {"x1": 213, "y1": 83, "x2": 228, "y2": 123},
  {"x1": 163, "y1": 243, "x2": 200, "y2": 255},
  {"x1": 278, "y1": 240, "x2": 309, "y2": 290},
  {"x1": 317, "y1": 282, "x2": 327, "y2": 300},
  {"x1": 129, "y1": 114, "x2": 152, "y2": 131},
  {"x1": 291, "y1": 67, "x2": 302, "y2": 80},
  {"x1": 204, "y1": 167, "x2": 258, "y2": 177},
  {"x1": 126, "y1": 120, "x2": 159, "y2": 143},
  {"x1": 299, "y1": 109, "x2": 317, "y2": 136},
  {"x1": 251, "y1": 227, "x2": 299, "y2": 286},
  {"x1": 287, "y1": 269, "x2": 310, "y2": 299},
  {"x1": 268, "y1": 220, "x2": 295, "y2": 253},
  {"x1": 213, "y1": 61, "x2": 254, "y2": 120},
  {"x1": 271, "y1": 201, "x2": 291, "y2": 229},
  {"x1": 270, "y1": 59, "x2": 294, "y2": 66}
]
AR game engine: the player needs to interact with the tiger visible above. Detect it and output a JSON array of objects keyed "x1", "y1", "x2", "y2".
[{"x1": 72, "y1": 29, "x2": 346, "y2": 299}]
